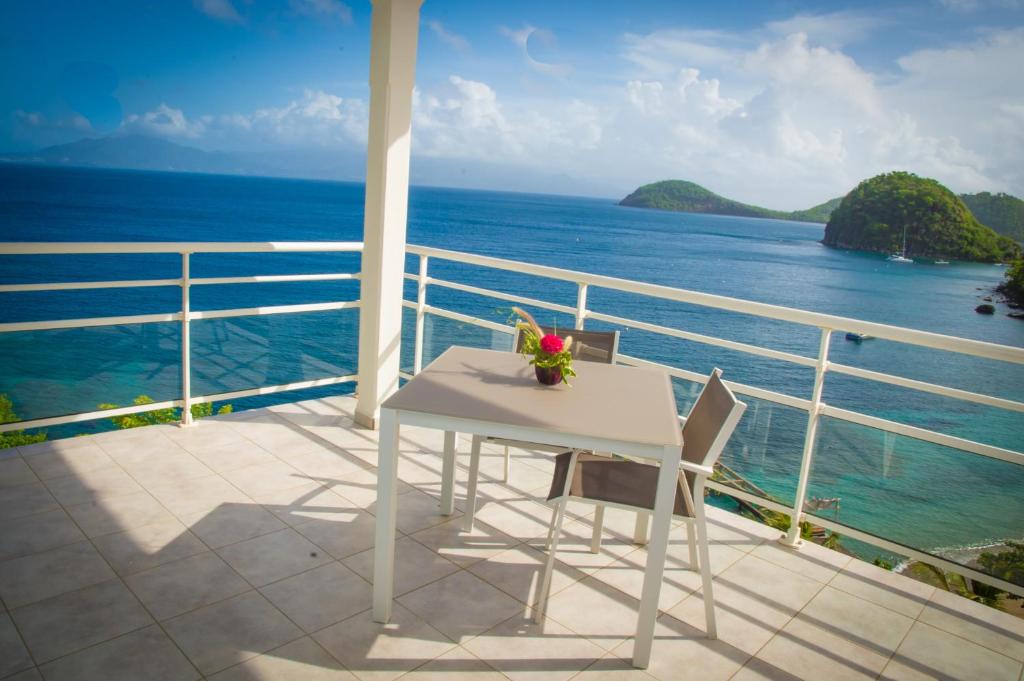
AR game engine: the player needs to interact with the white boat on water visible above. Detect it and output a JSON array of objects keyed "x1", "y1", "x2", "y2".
[
  {"x1": 887, "y1": 225, "x2": 913, "y2": 263},
  {"x1": 935, "y1": 260, "x2": 950, "y2": 265}
]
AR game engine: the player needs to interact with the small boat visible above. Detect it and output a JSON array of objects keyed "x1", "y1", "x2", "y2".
[
  {"x1": 887, "y1": 225, "x2": 913, "y2": 263},
  {"x1": 845, "y1": 332, "x2": 874, "y2": 342},
  {"x1": 934, "y1": 260, "x2": 950, "y2": 265}
]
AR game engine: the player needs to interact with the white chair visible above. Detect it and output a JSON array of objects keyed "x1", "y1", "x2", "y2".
[{"x1": 534, "y1": 368, "x2": 746, "y2": 638}]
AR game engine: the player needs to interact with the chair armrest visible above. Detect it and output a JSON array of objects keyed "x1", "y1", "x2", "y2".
[{"x1": 678, "y1": 460, "x2": 714, "y2": 477}]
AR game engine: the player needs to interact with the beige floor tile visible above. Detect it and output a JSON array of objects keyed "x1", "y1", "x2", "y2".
[
  {"x1": 221, "y1": 460, "x2": 314, "y2": 497},
  {"x1": 238, "y1": 424, "x2": 331, "y2": 458},
  {"x1": 880, "y1": 621, "x2": 1022, "y2": 681},
  {"x1": 0, "y1": 507, "x2": 84, "y2": 561},
  {"x1": 187, "y1": 440, "x2": 281, "y2": 473},
  {"x1": 569, "y1": 654, "x2": 660, "y2": 680},
  {"x1": 0, "y1": 541, "x2": 114, "y2": 608},
  {"x1": 611, "y1": 613, "x2": 749, "y2": 681},
  {"x1": 749, "y1": 540, "x2": 851, "y2": 584},
  {"x1": 795, "y1": 585, "x2": 913, "y2": 656},
  {"x1": 181, "y1": 503, "x2": 286, "y2": 548},
  {"x1": 365, "y1": 488, "x2": 458, "y2": 536},
  {"x1": 22, "y1": 442, "x2": 113, "y2": 481},
  {"x1": 472, "y1": 495, "x2": 561, "y2": 541},
  {"x1": 163, "y1": 590, "x2": 303, "y2": 675},
  {"x1": 17, "y1": 436, "x2": 98, "y2": 458},
  {"x1": 0, "y1": 458, "x2": 37, "y2": 487},
  {"x1": 666, "y1": 553, "x2": 824, "y2": 656},
  {"x1": 588, "y1": 547, "x2": 702, "y2": 613},
  {"x1": 295, "y1": 509, "x2": 379, "y2": 559},
  {"x1": 208, "y1": 636, "x2": 357, "y2": 681},
  {"x1": 325, "y1": 466, "x2": 414, "y2": 509},
  {"x1": 755, "y1": 617, "x2": 890, "y2": 681},
  {"x1": 526, "y1": 519, "x2": 637, "y2": 573},
  {"x1": 2, "y1": 668, "x2": 43, "y2": 681},
  {"x1": 260, "y1": 562, "x2": 372, "y2": 633},
  {"x1": 12, "y1": 578, "x2": 153, "y2": 663},
  {"x1": 409, "y1": 517, "x2": 520, "y2": 567},
  {"x1": 280, "y1": 446, "x2": 368, "y2": 479},
  {"x1": 93, "y1": 428, "x2": 181, "y2": 460},
  {"x1": 217, "y1": 527, "x2": 332, "y2": 586},
  {"x1": 343, "y1": 536, "x2": 460, "y2": 596},
  {"x1": 729, "y1": 656, "x2": 805, "y2": 681},
  {"x1": 0, "y1": 482, "x2": 59, "y2": 520},
  {"x1": 43, "y1": 465, "x2": 144, "y2": 506},
  {"x1": 399, "y1": 645, "x2": 506, "y2": 680},
  {"x1": 93, "y1": 518, "x2": 207, "y2": 575},
  {"x1": 468, "y1": 544, "x2": 587, "y2": 606},
  {"x1": 148, "y1": 474, "x2": 253, "y2": 518},
  {"x1": 120, "y1": 450, "x2": 215, "y2": 488},
  {"x1": 542, "y1": 576, "x2": 644, "y2": 651},
  {"x1": 398, "y1": 570, "x2": 524, "y2": 642},
  {"x1": 254, "y1": 482, "x2": 358, "y2": 526},
  {"x1": 827, "y1": 558, "x2": 934, "y2": 619},
  {"x1": 166, "y1": 422, "x2": 254, "y2": 455},
  {"x1": 313, "y1": 603, "x2": 457, "y2": 681},
  {"x1": 65, "y1": 490, "x2": 178, "y2": 537},
  {"x1": 124, "y1": 551, "x2": 251, "y2": 620},
  {"x1": 37, "y1": 623, "x2": 199, "y2": 681},
  {"x1": 0, "y1": 612, "x2": 33, "y2": 678},
  {"x1": 918, "y1": 587, "x2": 1024, "y2": 661},
  {"x1": 462, "y1": 612, "x2": 606, "y2": 681}
]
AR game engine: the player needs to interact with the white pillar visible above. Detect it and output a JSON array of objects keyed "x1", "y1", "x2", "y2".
[{"x1": 355, "y1": 0, "x2": 423, "y2": 429}]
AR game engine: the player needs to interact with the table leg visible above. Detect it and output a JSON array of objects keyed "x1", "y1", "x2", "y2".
[
  {"x1": 372, "y1": 408, "x2": 400, "y2": 623},
  {"x1": 632, "y1": 444, "x2": 682, "y2": 669},
  {"x1": 440, "y1": 430, "x2": 457, "y2": 516}
]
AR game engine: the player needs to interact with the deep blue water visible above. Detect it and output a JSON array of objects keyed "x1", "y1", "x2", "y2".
[{"x1": 1, "y1": 165, "x2": 1021, "y2": 567}]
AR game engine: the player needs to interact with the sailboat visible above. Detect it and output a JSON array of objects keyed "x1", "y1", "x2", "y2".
[{"x1": 887, "y1": 225, "x2": 913, "y2": 263}]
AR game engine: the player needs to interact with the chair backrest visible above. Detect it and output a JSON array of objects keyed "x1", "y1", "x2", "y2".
[
  {"x1": 681, "y1": 368, "x2": 747, "y2": 474},
  {"x1": 514, "y1": 325, "x2": 619, "y2": 364}
]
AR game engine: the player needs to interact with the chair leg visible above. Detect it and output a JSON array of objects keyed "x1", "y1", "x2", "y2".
[
  {"x1": 694, "y1": 503, "x2": 717, "y2": 639},
  {"x1": 535, "y1": 500, "x2": 568, "y2": 624},
  {"x1": 590, "y1": 505, "x2": 605, "y2": 554},
  {"x1": 462, "y1": 435, "x2": 483, "y2": 533},
  {"x1": 503, "y1": 445, "x2": 511, "y2": 483},
  {"x1": 633, "y1": 511, "x2": 649, "y2": 545},
  {"x1": 687, "y1": 519, "x2": 698, "y2": 569}
]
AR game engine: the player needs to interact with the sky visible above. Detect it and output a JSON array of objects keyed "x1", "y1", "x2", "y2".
[{"x1": 2, "y1": 0, "x2": 1023, "y2": 207}]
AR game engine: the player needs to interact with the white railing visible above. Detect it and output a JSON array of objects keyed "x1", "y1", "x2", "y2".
[
  {"x1": 403, "y1": 244, "x2": 1024, "y2": 597},
  {"x1": 0, "y1": 242, "x2": 364, "y2": 431}
]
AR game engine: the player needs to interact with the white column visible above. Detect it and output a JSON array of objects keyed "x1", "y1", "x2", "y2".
[{"x1": 355, "y1": 0, "x2": 423, "y2": 429}]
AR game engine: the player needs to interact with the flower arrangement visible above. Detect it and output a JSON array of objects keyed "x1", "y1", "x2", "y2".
[{"x1": 512, "y1": 306, "x2": 576, "y2": 385}]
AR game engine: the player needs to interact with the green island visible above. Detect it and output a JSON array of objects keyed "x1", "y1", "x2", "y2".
[
  {"x1": 824, "y1": 172, "x2": 1020, "y2": 263},
  {"x1": 619, "y1": 179, "x2": 841, "y2": 224},
  {"x1": 961, "y1": 191, "x2": 1024, "y2": 244}
]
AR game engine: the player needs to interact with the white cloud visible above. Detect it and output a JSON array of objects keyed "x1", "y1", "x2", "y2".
[
  {"x1": 428, "y1": 20, "x2": 469, "y2": 52},
  {"x1": 124, "y1": 104, "x2": 205, "y2": 138},
  {"x1": 14, "y1": 110, "x2": 92, "y2": 132},
  {"x1": 194, "y1": 0, "x2": 243, "y2": 24},
  {"x1": 938, "y1": 0, "x2": 1021, "y2": 12},
  {"x1": 289, "y1": 0, "x2": 352, "y2": 24},
  {"x1": 765, "y1": 11, "x2": 885, "y2": 48}
]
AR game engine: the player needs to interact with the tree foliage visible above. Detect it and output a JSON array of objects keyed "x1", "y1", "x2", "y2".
[
  {"x1": 99, "y1": 394, "x2": 232, "y2": 429},
  {"x1": 619, "y1": 180, "x2": 841, "y2": 224},
  {"x1": 824, "y1": 172, "x2": 1021, "y2": 262},
  {"x1": 960, "y1": 191, "x2": 1024, "y2": 244},
  {"x1": 998, "y1": 259, "x2": 1024, "y2": 306},
  {"x1": 978, "y1": 541, "x2": 1024, "y2": 587},
  {"x1": 0, "y1": 394, "x2": 47, "y2": 449}
]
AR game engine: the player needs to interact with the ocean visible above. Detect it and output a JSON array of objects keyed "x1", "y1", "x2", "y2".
[{"x1": 1, "y1": 164, "x2": 1021, "y2": 569}]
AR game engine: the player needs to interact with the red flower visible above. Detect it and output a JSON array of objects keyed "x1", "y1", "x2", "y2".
[{"x1": 540, "y1": 334, "x2": 564, "y2": 354}]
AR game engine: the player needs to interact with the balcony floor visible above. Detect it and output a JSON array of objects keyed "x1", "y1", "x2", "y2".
[{"x1": 1, "y1": 395, "x2": 1022, "y2": 681}]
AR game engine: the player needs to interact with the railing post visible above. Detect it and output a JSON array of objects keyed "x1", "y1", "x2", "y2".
[
  {"x1": 780, "y1": 327, "x2": 832, "y2": 547},
  {"x1": 180, "y1": 252, "x2": 193, "y2": 426},
  {"x1": 413, "y1": 255, "x2": 428, "y2": 374},
  {"x1": 574, "y1": 283, "x2": 588, "y2": 330}
]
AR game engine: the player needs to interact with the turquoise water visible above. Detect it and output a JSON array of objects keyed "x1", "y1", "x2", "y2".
[{"x1": 1, "y1": 165, "x2": 1021, "y2": 568}]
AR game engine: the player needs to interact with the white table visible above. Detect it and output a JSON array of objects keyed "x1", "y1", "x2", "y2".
[{"x1": 372, "y1": 346, "x2": 682, "y2": 668}]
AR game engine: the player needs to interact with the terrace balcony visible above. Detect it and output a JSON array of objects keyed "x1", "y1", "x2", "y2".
[{"x1": 2, "y1": 393, "x2": 1022, "y2": 681}]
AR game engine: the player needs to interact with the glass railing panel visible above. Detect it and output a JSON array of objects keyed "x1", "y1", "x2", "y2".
[
  {"x1": 0, "y1": 322, "x2": 181, "y2": 437},
  {"x1": 190, "y1": 308, "x2": 358, "y2": 397},
  {"x1": 419, "y1": 311, "x2": 514, "y2": 368},
  {"x1": 807, "y1": 415, "x2": 1024, "y2": 586}
]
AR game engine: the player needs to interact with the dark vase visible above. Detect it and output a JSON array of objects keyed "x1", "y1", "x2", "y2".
[{"x1": 535, "y1": 365, "x2": 562, "y2": 385}]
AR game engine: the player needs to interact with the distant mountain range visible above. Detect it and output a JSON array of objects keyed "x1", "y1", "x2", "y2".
[
  {"x1": 619, "y1": 180, "x2": 842, "y2": 224},
  {"x1": 0, "y1": 134, "x2": 620, "y2": 198}
]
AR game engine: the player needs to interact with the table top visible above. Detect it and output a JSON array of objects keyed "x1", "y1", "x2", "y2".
[{"x1": 382, "y1": 346, "x2": 682, "y2": 448}]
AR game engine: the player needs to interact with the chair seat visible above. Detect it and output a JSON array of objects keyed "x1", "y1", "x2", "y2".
[{"x1": 547, "y1": 452, "x2": 691, "y2": 517}]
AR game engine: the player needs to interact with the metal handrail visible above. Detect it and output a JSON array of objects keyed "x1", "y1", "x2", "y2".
[
  {"x1": 0, "y1": 241, "x2": 365, "y2": 431},
  {"x1": 403, "y1": 243, "x2": 1024, "y2": 597}
]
